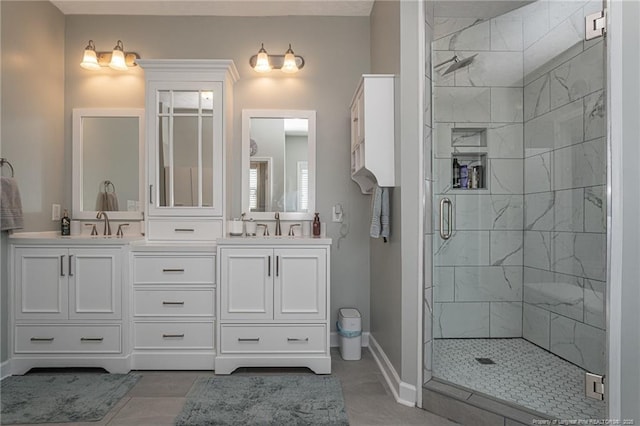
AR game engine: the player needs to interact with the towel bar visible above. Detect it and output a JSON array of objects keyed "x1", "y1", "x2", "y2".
[{"x1": 0, "y1": 158, "x2": 14, "y2": 177}]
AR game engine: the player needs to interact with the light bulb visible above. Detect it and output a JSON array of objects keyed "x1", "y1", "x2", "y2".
[
  {"x1": 80, "y1": 40, "x2": 100, "y2": 70},
  {"x1": 109, "y1": 40, "x2": 128, "y2": 70},
  {"x1": 253, "y1": 43, "x2": 272, "y2": 73},
  {"x1": 281, "y1": 44, "x2": 298, "y2": 74}
]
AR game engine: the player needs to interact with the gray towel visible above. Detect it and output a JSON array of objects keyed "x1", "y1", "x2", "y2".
[
  {"x1": 370, "y1": 186, "x2": 390, "y2": 241},
  {"x1": 95, "y1": 191, "x2": 119, "y2": 211},
  {"x1": 370, "y1": 186, "x2": 382, "y2": 238},
  {"x1": 1, "y1": 177, "x2": 24, "y2": 231}
]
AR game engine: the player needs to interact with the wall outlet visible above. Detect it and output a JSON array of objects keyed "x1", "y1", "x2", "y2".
[
  {"x1": 332, "y1": 204, "x2": 344, "y2": 222},
  {"x1": 51, "y1": 204, "x2": 61, "y2": 221}
]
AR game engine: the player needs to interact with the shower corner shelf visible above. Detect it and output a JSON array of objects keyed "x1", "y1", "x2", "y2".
[{"x1": 350, "y1": 74, "x2": 395, "y2": 194}]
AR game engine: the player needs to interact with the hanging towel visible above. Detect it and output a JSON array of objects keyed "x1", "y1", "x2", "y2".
[
  {"x1": 95, "y1": 181, "x2": 119, "y2": 211},
  {"x1": 370, "y1": 186, "x2": 382, "y2": 238},
  {"x1": 370, "y1": 186, "x2": 390, "y2": 242},
  {"x1": 380, "y1": 187, "x2": 390, "y2": 241},
  {"x1": 1, "y1": 177, "x2": 24, "y2": 231}
]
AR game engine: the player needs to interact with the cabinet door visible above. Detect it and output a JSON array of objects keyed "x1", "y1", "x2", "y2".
[
  {"x1": 274, "y1": 248, "x2": 326, "y2": 320},
  {"x1": 14, "y1": 248, "x2": 68, "y2": 320},
  {"x1": 68, "y1": 248, "x2": 122, "y2": 320},
  {"x1": 147, "y1": 81, "x2": 224, "y2": 217},
  {"x1": 220, "y1": 248, "x2": 273, "y2": 320}
]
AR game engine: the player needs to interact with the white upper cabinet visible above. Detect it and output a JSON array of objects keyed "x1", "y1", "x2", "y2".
[
  {"x1": 138, "y1": 60, "x2": 238, "y2": 241},
  {"x1": 350, "y1": 75, "x2": 395, "y2": 194}
]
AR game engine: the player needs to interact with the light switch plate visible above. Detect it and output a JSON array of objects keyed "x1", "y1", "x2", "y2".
[
  {"x1": 332, "y1": 204, "x2": 343, "y2": 222},
  {"x1": 52, "y1": 204, "x2": 61, "y2": 221}
]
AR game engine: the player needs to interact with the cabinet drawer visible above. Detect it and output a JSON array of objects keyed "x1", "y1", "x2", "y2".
[
  {"x1": 134, "y1": 288, "x2": 215, "y2": 317},
  {"x1": 134, "y1": 322, "x2": 214, "y2": 349},
  {"x1": 133, "y1": 255, "x2": 215, "y2": 284},
  {"x1": 15, "y1": 325, "x2": 121, "y2": 354},
  {"x1": 147, "y1": 219, "x2": 223, "y2": 242},
  {"x1": 220, "y1": 325, "x2": 326, "y2": 354}
]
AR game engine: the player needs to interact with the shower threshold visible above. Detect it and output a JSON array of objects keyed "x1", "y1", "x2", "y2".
[{"x1": 425, "y1": 338, "x2": 606, "y2": 423}]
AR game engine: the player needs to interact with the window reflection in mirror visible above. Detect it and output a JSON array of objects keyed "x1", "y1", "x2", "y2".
[
  {"x1": 72, "y1": 108, "x2": 144, "y2": 220},
  {"x1": 242, "y1": 109, "x2": 316, "y2": 220},
  {"x1": 157, "y1": 90, "x2": 216, "y2": 207}
]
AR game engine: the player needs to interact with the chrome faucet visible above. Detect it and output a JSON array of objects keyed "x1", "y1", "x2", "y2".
[
  {"x1": 288, "y1": 224, "x2": 300, "y2": 236},
  {"x1": 274, "y1": 212, "x2": 282, "y2": 236},
  {"x1": 96, "y1": 211, "x2": 111, "y2": 236},
  {"x1": 257, "y1": 223, "x2": 269, "y2": 236}
]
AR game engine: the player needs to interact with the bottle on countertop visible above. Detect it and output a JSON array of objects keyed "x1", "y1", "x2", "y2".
[
  {"x1": 61, "y1": 209, "x2": 71, "y2": 236},
  {"x1": 312, "y1": 212, "x2": 321, "y2": 237},
  {"x1": 452, "y1": 158, "x2": 461, "y2": 188}
]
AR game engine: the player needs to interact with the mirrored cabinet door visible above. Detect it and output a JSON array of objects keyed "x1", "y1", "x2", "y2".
[{"x1": 148, "y1": 82, "x2": 223, "y2": 216}]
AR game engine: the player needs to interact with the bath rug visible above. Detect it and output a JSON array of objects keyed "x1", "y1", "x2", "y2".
[
  {"x1": 0, "y1": 372, "x2": 139, "y2": 424},
  {"x1": 174, "y1": 375, "x2": 349, "y2": 425}
]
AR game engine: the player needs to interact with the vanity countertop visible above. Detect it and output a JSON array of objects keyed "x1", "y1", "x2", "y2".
[
  {"x1": 9, "y1": 231, "x2": 144, "y2": 245},
  {"x1": 217, "y1": 236, "x2": 332, "y2": 245}
]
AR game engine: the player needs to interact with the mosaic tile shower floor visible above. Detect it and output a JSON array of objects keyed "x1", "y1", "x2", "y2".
[{"x1": 432, "y1": 338, "x2": 606, "y2": 420}]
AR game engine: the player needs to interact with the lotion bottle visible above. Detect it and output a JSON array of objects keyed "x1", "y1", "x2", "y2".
[
  {"x1": 312, "y1": 213, "x2": 321, "y2": 237},
  {"x1": 61, "y1": 210, "x2": 71, "y2": 236}
]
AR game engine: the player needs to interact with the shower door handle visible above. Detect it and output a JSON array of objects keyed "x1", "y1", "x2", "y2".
[{"x1": 439, "y1": 198, "x2": 452, "y2": 240}]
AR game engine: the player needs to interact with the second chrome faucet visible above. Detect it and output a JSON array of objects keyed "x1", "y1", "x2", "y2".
[{"x1": 96, "y1": 211, "x2": 111, "y2": 235}]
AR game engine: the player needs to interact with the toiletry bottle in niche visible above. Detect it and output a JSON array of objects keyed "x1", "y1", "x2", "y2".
[
  {"x1": 312, "y1": 213, "x2": 321, "y2": 237},
  {"x1": 460, "y1": 165, "x2": 469, "y2": 189},
  {"x1": 61, "y1": 209, "x2": 71, "y2": 236},
  {"x1": 452, "y1": 158, "x2": 460, "y2": 188},
  {"x1": 470, "y1": 167, "x2": 479, "y2": 189}
]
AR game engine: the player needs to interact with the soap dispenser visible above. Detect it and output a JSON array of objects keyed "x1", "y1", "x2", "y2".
[
  {"x1": 312, "y1": 213, "x2": 321, "y2": 237},
  {"x1": 61, "y1": 210, "x2": 71, "y2": 236}
]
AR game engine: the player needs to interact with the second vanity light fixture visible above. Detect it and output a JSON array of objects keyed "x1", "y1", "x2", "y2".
[
  {"x1": 250, "y1": 43, "x2": 305, "y2": 74},
  {"x1": 80, "y1": 40, "x2": 140, "y2": 71}
]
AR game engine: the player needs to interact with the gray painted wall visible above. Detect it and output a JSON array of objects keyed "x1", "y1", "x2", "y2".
[
  {"x1": 0, "y1": 1, "x2": 65, "y2": 363},
  {"x1": 369, "y1": 0, "x2": 402, "y2": 375},
  {"x1": 0, "y1": 10, "x2": 372, "y2": 342},
  {"x1": 616, "y1": 0, "x2": 640, "y2": 420}
]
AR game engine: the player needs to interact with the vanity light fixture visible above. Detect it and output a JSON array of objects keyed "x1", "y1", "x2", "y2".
[
  {"x1": 79, "y1": 39, "x2": 140, "y2": 71},
  {"x1": 250, "y1": 43, "x2": 305, "y2": 73}
]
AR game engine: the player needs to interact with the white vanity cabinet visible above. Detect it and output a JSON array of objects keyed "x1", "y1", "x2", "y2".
[
  {"x1": 137, "y1": 60, "x2": 238, "y2": 242},
  {"x1": 130, "y1": 247, "x2": 217, "y2": 370},
  {"x1": 9, "y1": 237, "x2": 129, "y2": 374},
  {"x1": 216, "y1": 238, "x2": 331, "y2": 375}
]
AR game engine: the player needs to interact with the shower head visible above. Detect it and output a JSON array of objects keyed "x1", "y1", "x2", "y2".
[{"x1": 440, "y1": 54, "x2": 477, "y2": 76}]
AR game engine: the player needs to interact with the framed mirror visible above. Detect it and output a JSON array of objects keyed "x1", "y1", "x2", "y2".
[
  {"x1": 242, "y1": 109, "x2": 316, "y2": 220},
  {"x1": 72, "y1": 108, "x2": 144, "y2": 220}
]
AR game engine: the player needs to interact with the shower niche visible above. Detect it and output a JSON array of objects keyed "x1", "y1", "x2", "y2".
[{"x1": 450, "y1": 128, "x2": 487, "y2": 190}]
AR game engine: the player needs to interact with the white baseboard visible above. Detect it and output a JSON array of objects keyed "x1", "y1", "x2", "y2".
[
  {"x1": 1, "y1": 359, "x2": 11, "y2": 380},
  {"x1": 368, "y1": 335, "x2": 416, "y2": 407},
  {"x1": 330, "y1": 331, "x2": 370, "y2": 347}
]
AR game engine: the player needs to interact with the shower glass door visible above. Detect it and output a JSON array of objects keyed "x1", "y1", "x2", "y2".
[{"x1": 430, "y1": 0, "x2": 607, "y2": 420}]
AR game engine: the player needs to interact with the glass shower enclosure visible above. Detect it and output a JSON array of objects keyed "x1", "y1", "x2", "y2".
[{"x1": 428, "y1": 0, "x2": 607, "y2": 420}]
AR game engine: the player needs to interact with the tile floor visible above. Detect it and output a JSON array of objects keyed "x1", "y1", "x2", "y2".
[
  {"x1": 432, "y1": 338, "x2": 606, "y2": 420},
  {"x1": 12, "y1": 348, "x2": 457, "y2": 426}
]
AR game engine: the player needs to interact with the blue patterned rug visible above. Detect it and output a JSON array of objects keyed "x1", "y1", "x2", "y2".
[
  {"x1": 0, "y1": 372, "x2": 139, "y2": 424},
  {"x1": 174, "y1": 375, "x2": 349, "y2": 425}
]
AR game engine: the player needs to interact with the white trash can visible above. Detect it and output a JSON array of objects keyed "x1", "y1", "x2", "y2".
[{"x1": 337, "y1": 308, "x2": 362, "y2": 360}]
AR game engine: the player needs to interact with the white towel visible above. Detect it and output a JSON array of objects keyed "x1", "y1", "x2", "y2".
[
  {"x1": 1, "y1": 177, "x2": 24, "y2": 231},
  {"x1": 370, "y1": 186, "x2": 390, "y2": 241}
]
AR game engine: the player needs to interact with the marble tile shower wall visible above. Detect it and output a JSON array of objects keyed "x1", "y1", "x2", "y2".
[
  {"x1": 521, "y1": 0, "x2": 606, "y2": 375},
  {"x1": 432, "y1": 11, "x2": 525, "y2": 340},
  {"x1": 429, "y1": 0, "x2": 606, "y2": 376},
  {"x1": 423, "y1": 0, "x2": 435, "y2": 387}
]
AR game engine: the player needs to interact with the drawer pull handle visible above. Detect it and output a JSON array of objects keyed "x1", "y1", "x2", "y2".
[
  {"x1": 162, "y1": 268, "x2": 185, "y2": 273},
  {"x1": 174, "y1": 228, "x2": 195, "y2": 232},
  {"x1": 30, "y1": 337, "x2": 54, "y2": 342},
  {"x1": 80, "y1": 337, "x2": 104, "y2": 342},
  {"x1": 162, "y1": 334, "x2": 185, "y2": 338},
  {"x1": 162, "y1": 301, "x2": 185, "y2": 305},
  {"x1": 238, "y1": 338, "x2": 260, "y2": 342},
  {"x1": 287, "y1": 337, "x2": 310, "y2": 342},
  {"x1": 60, "y1": 255, "x2": 65, "y2": 277}
]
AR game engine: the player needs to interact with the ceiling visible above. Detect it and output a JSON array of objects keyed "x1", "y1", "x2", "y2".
[
  {"x1": 49, "y1": 0, "x2": 376, "y2": 16},
  {"x1": 50, "y1": 0, "x2": 531, "y2": 18}
]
